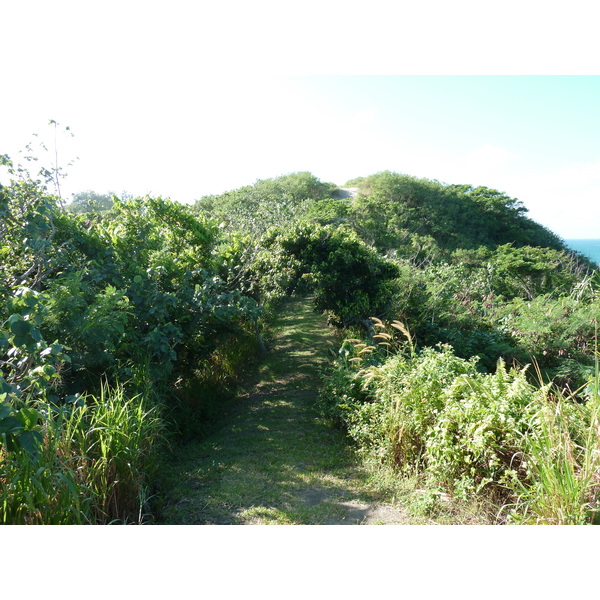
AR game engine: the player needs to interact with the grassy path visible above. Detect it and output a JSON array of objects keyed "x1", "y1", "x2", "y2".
[{"x1": 157, "y1": 296, "x2": 411, "y2": 524}]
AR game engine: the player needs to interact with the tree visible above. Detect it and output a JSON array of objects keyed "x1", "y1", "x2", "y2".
[
  {"x1": 193, "y1": 172, "x2": 337, "y2": 236},
  {"x1": 68, "y1": 190, "x2": 115, "y2": 214}
]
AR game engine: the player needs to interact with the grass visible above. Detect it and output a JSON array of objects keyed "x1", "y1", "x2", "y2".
[
  {"x1": 0, "y1": 383, "x2": 165, "y2": 524},
  {"x1": 506, "y1": 381, "x2": 600, "y2": 524},
  {"x1": 61, "y1": 382, "x2": 166, "y2": 523},
  {"x1": 156, "y1": 296, "x2": 490, "y2": 525}
]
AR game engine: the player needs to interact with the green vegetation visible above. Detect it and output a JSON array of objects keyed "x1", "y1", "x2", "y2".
[
  {"x1": 0, "y1": 148, "x2": 262, "y2": 523},
  {"x1": 158, "y1": 296, "x2": 388, "y2": 525},
  {"x1": 1, "y1": 383, "x2": 163, "y2": 524},
  {"x1": 67, "y1": 190, "x2": 117, "y2": 214},
  {"x1": 157, "y1": 296, "x2": 485, "y2": 524},
  {"x1": 2, "y1": 135, "x2": 600, "y2": 524},
  {"x1": 319, "y1": 328, "x2": 600, "y2": 523}
]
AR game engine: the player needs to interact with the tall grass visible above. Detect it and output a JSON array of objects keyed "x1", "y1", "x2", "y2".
[
  {"x1": 62, "y1": 382, "x2": 166, "y2": 523},
  {"x1": 507, "y1": 363, "x2": 600, "y2": 524},
  {"x1": 0, "y1": 383, "x2": 165, "y2": 524},
  {"x1": 0, "y1": 434, "x2": 91, "y2": 525}
]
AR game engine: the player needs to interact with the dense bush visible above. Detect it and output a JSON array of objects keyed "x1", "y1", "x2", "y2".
[
  {"x1": 495, "y1": 294, "x2": 600, "y2": 387},
  {"x1": 343, "y1": 172, "x2": 570, "y2": 255},
  {"x1": 194, "y1": 171, "x2": 337, "y2": 236},
  {"x1": 319, "y1": 340, "x2": 536, "y2": 496},
  {"x1": 318, "y1": 329, "x2": 600, "y2": 520},
  {"x1": 1, "y1": 177, "x2": 264, "y2": 396},
  {"x1": 261, "y1": 222, "x2": 399, "y2": 325},
  {"x1": 1, "y1": 153, "x2": 266, "y2": 523}
]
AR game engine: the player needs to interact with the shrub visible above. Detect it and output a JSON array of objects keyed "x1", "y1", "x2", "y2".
[
  {"x1": 263, "y1": 223, "x2": 399, "y2": 325},
  {"x1": 496, "y1": 294, "x2": 600, "y2": 388},
  {"x1": 322, "y1": 342, "x2": 541, "y2": 499},
  {"x1": 348, "y1": 345, "x2": 481, "y2": 474},
  {"x1": 423, "y1": 359, "x2": 538, "y2": 498}
]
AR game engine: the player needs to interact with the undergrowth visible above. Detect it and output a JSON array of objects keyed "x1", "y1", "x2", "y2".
[
  {"x1": 317, "y1": 318, "x2": 600, "y2": 524},
  {"x1": 0, "y1": 383, "x2": 165, "y2": 524}
]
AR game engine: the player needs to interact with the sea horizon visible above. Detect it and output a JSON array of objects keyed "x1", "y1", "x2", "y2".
[{"x1": 564, "y1": 238, "x2": 600, "y2": 266}]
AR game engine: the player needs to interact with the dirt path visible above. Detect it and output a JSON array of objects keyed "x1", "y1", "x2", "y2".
[{"x1": 158, "y1": 296, "x2": 411, "y2": 524}]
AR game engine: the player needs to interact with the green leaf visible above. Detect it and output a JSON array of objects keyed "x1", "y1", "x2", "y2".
[
  {"x1": 17, "y1": 408, "x2": 40, "y2": 430},
  {"x1": 50, "y1": 343, "x2": 64, "y2": 355},
  {"x1": 42, "y1": 364, "x2": 56, "y2": 377},
  {"x1": 18, "y1": 430, "x2": 43, "y2": 454},
  {"x1": 0, "y1": 416, "x2": 23, "y2": 435},
  {"x1": 24, "y1": 295, "x2": 39, "y2": 307},
  {"x1": 10, "y1": 319, "x2": 32, "y2": 337}
]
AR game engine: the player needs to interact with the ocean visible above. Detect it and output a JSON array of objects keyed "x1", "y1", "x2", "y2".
[{"x1": 565, "y1": 239, "x2": 600, "y2": 266}]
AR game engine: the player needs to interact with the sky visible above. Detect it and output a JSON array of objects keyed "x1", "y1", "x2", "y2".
[{"x1": 2, "y1": 1, "x2": 600, "y2": 239}]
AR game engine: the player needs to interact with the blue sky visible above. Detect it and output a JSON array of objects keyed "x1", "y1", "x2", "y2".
[{"x1": 2, "y1": 2, "x2": 599, "y2": 239}]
